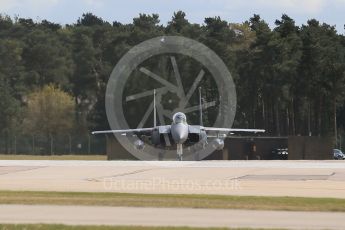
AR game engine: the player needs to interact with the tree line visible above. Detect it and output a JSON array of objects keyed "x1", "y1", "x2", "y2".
[{"x1": 0, "y1": 12, "x2": 344, "y2": 145}]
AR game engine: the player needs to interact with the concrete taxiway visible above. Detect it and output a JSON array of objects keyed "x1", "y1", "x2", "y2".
[
  {"x1": 1, "y1": 160, "x2": 345, "y2": 198},
  {"x1": 1, "y1": 204, "x2": 345, "y2": 229}
]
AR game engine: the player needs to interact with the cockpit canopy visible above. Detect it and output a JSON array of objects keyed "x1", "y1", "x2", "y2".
[{"x1": 172, "y1": 112, "x2": 187, "y2": 124}]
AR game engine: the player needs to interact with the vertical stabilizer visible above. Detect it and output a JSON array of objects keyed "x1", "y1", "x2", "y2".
[
  {"x1": 199, "y1": 87, "x2": 203, "y2": 126},
  {"x1": 153, "y1": 89, "x2": 157, "y2": 127}
]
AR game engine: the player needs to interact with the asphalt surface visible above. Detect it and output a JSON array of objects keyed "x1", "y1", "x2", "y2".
[
  {"x1": 1, "y1": 160, "x2": 345, "y2": 229},
  {"x1": 0, "y1": 204, "x2": 345, "y2": 229},
  {"x1": 0, "y1": 160, "x2": 345, "y2": 198}
]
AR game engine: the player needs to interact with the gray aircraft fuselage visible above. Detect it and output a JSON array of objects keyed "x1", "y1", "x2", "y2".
[{"x1": 170, "y1": 112, "x2": 189, "y2": 144}]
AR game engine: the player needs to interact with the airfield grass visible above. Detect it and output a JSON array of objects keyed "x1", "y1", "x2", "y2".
[
  {"x1": 0, "y1": 190, "x2": 345, "y2": 212},
  {"x1": 0, "y1": 154, "x2": 106, "y2": 160},
  {"x1": 0, "y1": 224, "x2": 283, "y2": 230}
]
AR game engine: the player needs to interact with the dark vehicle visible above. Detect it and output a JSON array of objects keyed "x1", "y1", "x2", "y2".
[
  {"x1": 272, "y1": 148, "x2": 288, "y2": 160},
  {"x1": 333, "y1": 149, "x2": 345, "y2": 160}
]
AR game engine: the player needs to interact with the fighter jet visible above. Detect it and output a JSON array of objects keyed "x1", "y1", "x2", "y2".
[{"x1": 92, "y1": 89, "x2": 265, "y2": 160}]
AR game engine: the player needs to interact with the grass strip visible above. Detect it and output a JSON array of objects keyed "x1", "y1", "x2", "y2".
[{"x1": 0, "y1": 190, "x2": 344, "y2": 212}]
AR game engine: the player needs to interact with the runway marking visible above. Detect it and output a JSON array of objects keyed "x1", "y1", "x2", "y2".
[
  {"x1": 86, "y1": 168, "x2": 157, "y2": 182},
  {"x1": 0, "y1": 166, "x2": 46, "y2": 176},
  {"x1": 237, "y1": 173, "x2": 335, "y2": 181}
]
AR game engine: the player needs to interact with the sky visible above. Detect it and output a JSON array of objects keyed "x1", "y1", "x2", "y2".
[{"x1": 0, "y1": 0, "x2": 345, "y2": 33}]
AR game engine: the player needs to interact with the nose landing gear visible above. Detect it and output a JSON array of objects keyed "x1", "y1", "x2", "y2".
[{"x1": 177, "y1": 143, "x2": 183, "y2": 161}]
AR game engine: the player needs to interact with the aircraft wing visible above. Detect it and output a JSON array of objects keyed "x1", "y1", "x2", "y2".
[
  {"x1": 203, "y1": 127, "x2": 265, "y2": 133},
  {"x1": 92, "y1": 127, "x2": 155, "y2": 136}
]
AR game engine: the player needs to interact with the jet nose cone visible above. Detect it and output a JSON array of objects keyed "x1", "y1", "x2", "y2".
[
  {"x1": 172, "y1": 124, "x2": 188, "y2": 144},
  {"x1": 175, "y1": 133, "x2": 187, "y2": 144},
  {"x1": 177, "y1": 133, "x2": 185, "y2": 141}
]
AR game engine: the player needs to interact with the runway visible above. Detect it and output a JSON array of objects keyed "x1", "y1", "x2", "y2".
[
  {"x1": 1, "y1": 160, "x2": 345, "y2": 198},
  {"x1": 1, "y1": 204, "x2": 345, "y2": 229}
]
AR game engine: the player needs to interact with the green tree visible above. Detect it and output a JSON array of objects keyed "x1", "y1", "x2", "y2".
[
  {"x1": 0, "y1": 12, "x2": 345, "y2": 145},
  {"x1": 23, "y1": 85, "x2": 75, "y2": 136},
  {"x1": 0, "y1": 38, "x2": 24, "y2": 148},
  {"x1": 166, "y1": 11, "x2": 189, "y2": 34},
  {"x1": 77, "y1": 13, "x2": 108, "y2": 27},
  {"x1": 22, "y1": 28, "x2": 73, "y2": 88},
  {"x1": 299, "y1": 20, "x2": 345, "y2": 138},
  {"x1": 236, "y1": 15, "x2": 272, "y2": 131},
  {"x1": 0, "y1": 81, "x2": 21, "y2": 153},
  {"x1": 271, "y1": 14, "x2": 302, "y2": 135}
]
